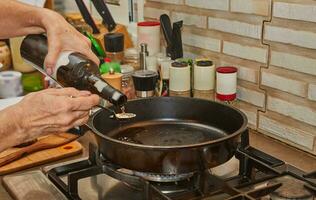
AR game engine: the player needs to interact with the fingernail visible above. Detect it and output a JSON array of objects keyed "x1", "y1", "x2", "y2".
[{"x1": 46, "y1": 68, "x2": 53, "y2": 75}]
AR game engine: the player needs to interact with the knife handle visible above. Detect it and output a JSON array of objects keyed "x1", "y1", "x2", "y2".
[{"x1": 75, "y1": 0, "x2": 100, "y2": 34}]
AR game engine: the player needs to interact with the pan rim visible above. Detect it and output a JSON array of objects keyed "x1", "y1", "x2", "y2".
[{"x1": 88, "y1": 97, "x2": 248, "y2": 149}]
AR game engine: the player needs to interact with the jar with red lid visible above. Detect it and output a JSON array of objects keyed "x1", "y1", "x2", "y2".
[{"x1": 216, "y1": 66, "x2": 238, "y2": 104}]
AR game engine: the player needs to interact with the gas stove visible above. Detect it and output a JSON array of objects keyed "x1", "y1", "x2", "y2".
[{"x1": 2, "y1": 131, "x2": 316, "y2": 200}]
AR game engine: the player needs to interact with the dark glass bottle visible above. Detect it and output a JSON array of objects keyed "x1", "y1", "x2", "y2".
[{"x1": 20, "y1": 34, "x2": 127, "y2": 106}]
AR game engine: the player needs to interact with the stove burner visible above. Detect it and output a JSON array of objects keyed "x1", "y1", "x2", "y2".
[
  {"x1": 268, "y1": 176, "x2": 314, "y2": 200},
  {"x1": 133, "y1": 171, "x2": 195, "y2": 182}
]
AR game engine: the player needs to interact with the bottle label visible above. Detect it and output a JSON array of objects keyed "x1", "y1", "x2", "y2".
[{"x1": 51, "y1": 51, "x2": 74, "y2": 79}]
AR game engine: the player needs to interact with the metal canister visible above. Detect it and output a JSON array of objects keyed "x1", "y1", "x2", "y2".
[
  {"x1": 169, "y1": 61, "x2": 191, "y2": 97},
  {"x1": 216, "y1": 66, "x2": 238, "y2": 103},
  {"x1": 193, "y1": 60, "x2": 215, "y2": 100}
]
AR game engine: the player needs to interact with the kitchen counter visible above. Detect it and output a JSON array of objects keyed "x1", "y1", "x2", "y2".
[{"x1": 0, "y1": 129, "x2": 315, "y2": 200}]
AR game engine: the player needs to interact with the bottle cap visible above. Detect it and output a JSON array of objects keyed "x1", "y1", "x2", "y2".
[{"x1": 104, "y1": 33, "x2": 124, "y2": 52}]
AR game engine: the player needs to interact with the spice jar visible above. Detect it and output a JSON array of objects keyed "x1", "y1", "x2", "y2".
[
  {"x1": 169, "y1": 61, "x2": 191, "y2": 97},
  {"x1": 216, "y1": 66, "x2": 238, "y2": 104},
  {"x1": 0, "y1": 41, "x2": 11, "y2": 71},
  {"x1": 193, "y1": 60, "x2": 215, "y2": 101},
  {"x1": 104, "y1": 33, "x2": 124, "y2": 63},
  {"x1": 101, "y1": 69, "x2": 123, "y2": 91},
  {"x1": 124, "y1": 48, "x2": 139, "y2": 70},
  {"x1": 121, "y1": 65, "x2": 135, "y2": 99}
]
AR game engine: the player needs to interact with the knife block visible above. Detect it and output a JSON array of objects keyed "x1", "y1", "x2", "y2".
[
  {"x1": 64, "y1": 13, "x2": 133, "y2": 52},
  {"x1": 93, "y1": 24, "x2": 134, "y2": 52}
]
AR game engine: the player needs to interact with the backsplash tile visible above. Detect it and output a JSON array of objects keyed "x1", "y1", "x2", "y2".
[{"x1": 145, "y1": 0, "x2": 316, "y2": 155}]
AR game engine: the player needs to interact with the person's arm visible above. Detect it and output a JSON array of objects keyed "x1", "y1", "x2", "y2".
[
  {"x1": 0, "y1": 1, "x2": 99, "y2": 73},
  {"x1": 0, "y1": 88, "x2": 99, "y2": 152}
]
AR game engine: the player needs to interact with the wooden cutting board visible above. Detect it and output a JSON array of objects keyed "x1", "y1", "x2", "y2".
[{"x1": 0, "y1": 134, "x2": 83, "y2": 175}]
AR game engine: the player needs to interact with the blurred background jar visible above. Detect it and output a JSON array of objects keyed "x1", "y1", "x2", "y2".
[
  {"x1": 0, "y1": 41, "x2": 11, "y2": 71},
  {"x1": 121, "y1": 65, "x2": 135, "y2": 99},
  {"x1": 124, "y1": 48, "x2": 139, "y2": 70}
]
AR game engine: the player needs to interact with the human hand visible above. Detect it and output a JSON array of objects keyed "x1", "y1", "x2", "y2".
[
  {"x1": 13, "y1": 88, "x2": 99, "y2": 141},
  {"x1": 39, "y1": 9, "x2": 99, "y2": 74}
]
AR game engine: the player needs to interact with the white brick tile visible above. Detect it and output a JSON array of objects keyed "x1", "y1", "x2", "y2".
[
  {"x1": 231, "y1": 0, "x2": 270, "y2": 16},
  {"x1": 270, "y1": 51, "x2": 316, "y2": 76},
  {"x1": 238, "y1": 108, "x2": 257, "y2": 127},
  {"x1": 234, "y1": 101, "x2": 258, "y2": 128},
  {"x1": 223, "y1": 41, "x2": 268, "y2": 63},
  {"x1": 182, "y1": 33, "x2": 221, "y2": 52},
  {"x1": 220, "y1": 61, "x2": 258, "y2": 83},
  {"x1": 208, "y1": 17, "x2": 262, "y2": 39},
  {"x1": 265, "y1": 25, "x2": 316, "y2": 49},
  {"x1": 259, "y1": 114, "x2": 315, "y2": 150},
  {"x1": 274, "y1": 2, "x2": 316, "y2": 23},
  {"x1": 148, "y1": 0, "x2": 183, "y2": 4},
  {"x1": 237, "y1": 86, "x2": 265, "y2": 108},
  {"x1": 262, "y1": 71, "x2": 307, "y2": 97},
  {"x1": 144, "y1": 7, "x2": 170, "y2": 19},
  {"x1": 267, "y1": 95, "x2": 316, "y2": 126},
  {"x1": 172, "y1": 12, "x2": 207, "y2": 29},
  {"x1": 185, "y1": 0, "x2": 229, "y2": 11},
  {"x1": 308, "y1": 83, "x2": 316, "y2": 101}
]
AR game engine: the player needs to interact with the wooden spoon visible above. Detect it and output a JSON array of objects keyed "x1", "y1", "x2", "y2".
[{"x1": 0, "y1": 133, "x2": 78, "y2": 167}]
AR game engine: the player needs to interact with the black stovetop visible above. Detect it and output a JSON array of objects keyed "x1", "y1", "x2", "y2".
[{"x1": 44, "y1": 131, "x2": 316, "y2": 200}]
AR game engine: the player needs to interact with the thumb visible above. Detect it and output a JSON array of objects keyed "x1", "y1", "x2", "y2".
[{"x1": 44, "y1": 39, "x2": 61, "y2": 75}]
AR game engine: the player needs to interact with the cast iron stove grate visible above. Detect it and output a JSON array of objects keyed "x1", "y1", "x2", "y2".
[{"x1": 47, "y1": 132, "x2": 316, "y2": 200}]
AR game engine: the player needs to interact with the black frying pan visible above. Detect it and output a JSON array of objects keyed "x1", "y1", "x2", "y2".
[{"x1": 86, "y1": 97, "x2": 248, "y2": 174}]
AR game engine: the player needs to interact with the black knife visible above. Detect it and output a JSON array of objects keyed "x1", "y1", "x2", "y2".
[
  {"x1": 75, "y1": 0, "x2": 100, "y2": 34},
  {"x1": 91, "y1": 0, "x2": 117, "y2": 32},
  {"x1": 172, "y1": 21, "x2": 183, "y2": 60},
  {"x1": 160, "y1": 14, "x2": 173, "y2": 47}
]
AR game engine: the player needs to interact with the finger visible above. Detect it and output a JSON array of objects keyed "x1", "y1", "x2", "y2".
[
  {"x1": 69, "y1": 94, "x2": 100, "y2": 111},
  {"x1": 80, "y1": 48, "x2": 100, "y2": 66},
  {"x1": 72, "y1": 114, "x2": 90, "y2": 127},
  {"x1": 44, "y1": 36, "x2": 61, "y2": 74},
  {"x1": 56, "y1": 110, "x2": 88, "y2": 126},
  {"x1": 48, "y1": 87, "x2": 82, "y2": 97}
]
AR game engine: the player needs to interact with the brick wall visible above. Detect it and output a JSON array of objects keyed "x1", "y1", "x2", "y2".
[{"x1": 144, "y1": 0, "x2": 316, "y2": 155}]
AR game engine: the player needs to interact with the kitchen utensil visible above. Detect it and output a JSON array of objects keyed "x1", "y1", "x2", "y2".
[
  {"x1": 0, "y1": 133, "x2": 79, "y2": 167},
  {"x1": 75, "y1": 0, "x2": 100, "y2": 34},
  {"x1": 216, "y1": 66, "x2": 238, "y2": 102},
  {"x1": 0, "y1": 140, "x2": 82, "y2": 175},
  {"x1": 91, "y1": 0, "x2": 116, "y2": 32},
  {"x1": 85, "y1": 32, "x2": 106, "y2": 58},
  {"x1": 160, "y1": 14, "x2": 183, "y2": 60},
  {"x1": 79, "y1": 97, "x2": 248, "y2": 174},
  {"x1": 172, "y1": 21, "x2": 183, "y2": 59},
  {"x1": 137, "y1": 21, "x2": 161, "y2": 56},
  {"x1": 97, "y1": 99, "x2": 136, "y2": 120},
  {"x1": 160, "y1": 15, "x2": 173, "y2": 48}
]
